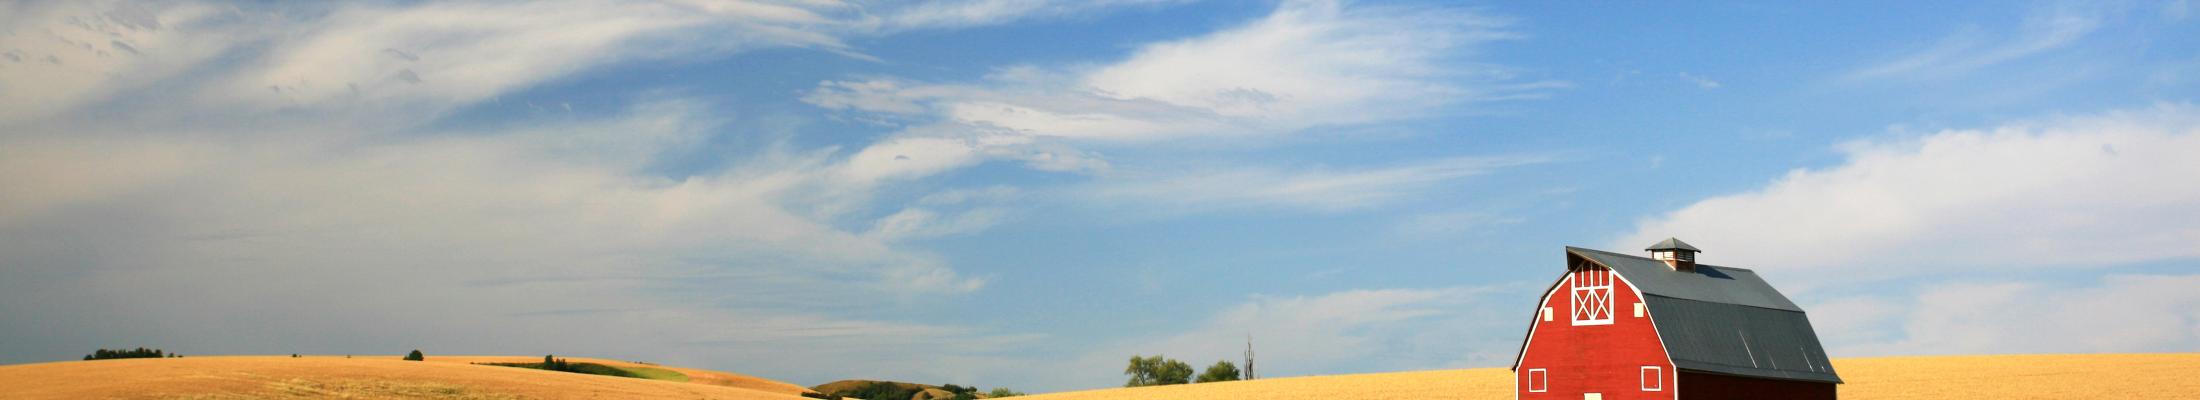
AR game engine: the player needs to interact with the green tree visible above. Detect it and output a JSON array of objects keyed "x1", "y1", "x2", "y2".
[
  {"x1": 542, "y1": 354, "x2": 572, "y2": 372},
  {"x1": 833, "y1": 381, "x2": 916, "y2": 400},
  {"x1": 1124, "y1": 355, "x2": 1194, "y2": 387},
  {"x1": 987, "y1": 387, "x2": 1025, "y2": 397},
  {"x1": 1124, "y1": 355, "x2": 1159, "y2": 387},
  {"x1": 1196, "y1": 360, "x2": 1241, "y2": 383},
  {"x1": 84, "y1": 347, "x2": 169, "y2": 361},
  {"x1": 404, "y1": 349, "x2": 425, "y2": 361},
  {"x1": 940, "y1": 384, "x2": 978, "y2": 400},
  {"x1": 1158, "y1": 358, "x2": 1192, "y2": 385}
]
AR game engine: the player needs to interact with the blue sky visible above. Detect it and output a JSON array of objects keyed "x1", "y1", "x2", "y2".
[{"x1": 3, "y1": 0, "x2": 2198, "y2": 393}]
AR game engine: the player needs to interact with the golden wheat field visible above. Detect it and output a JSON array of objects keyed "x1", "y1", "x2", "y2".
[
  {"x1": 4, "y1": 353, "x2": 2196, "y2": 399},
  {"x1": 415, "y1": 355, "x2": 813, "y2": 396},
  {"x1": 0, "y1": 355, "x2": 809, "y2": 400},
  {"x1": 1017, "y1": 353, "x2": 2200, "y2": 400}
]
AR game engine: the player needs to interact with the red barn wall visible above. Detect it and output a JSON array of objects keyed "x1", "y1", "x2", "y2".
[
  {"x1": 1675, "y1": 371, "x2": 1834, "y2": 400},
  {"x1": 1517, "y1": 264, "x2": 1674, "y2": 400}
]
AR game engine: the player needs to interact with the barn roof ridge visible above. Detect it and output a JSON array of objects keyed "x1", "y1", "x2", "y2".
[
  {"x1": 1567, "y1": 245, "x2": 1747, "y2": 271},
  {"x1": 1558, "y1": 245, "x2": 1842, "y2": 384},
  {"x1": 1643, "y1": 237, "x2": 1701, "y2": 252},
  {"x1": 1564, "y1": 246, "x2": 1800, "y2": 311}
]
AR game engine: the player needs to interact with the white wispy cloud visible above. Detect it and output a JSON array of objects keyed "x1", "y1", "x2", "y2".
[
  {"x1": 1087, "y1": 156, "x2": 1550, "y2": 213},
  {"x1": 0, "y1": 1, "x2": 236, "y2": 126},
  {"x1": 813, "y1": 0, "x2": 1546, "y2": 142},
  {"x1": 873, "y1": 0, "x2": 1187, "y2": 31},
  {"x1": 0, "y1": 0, "x2": 1196, "y2": 129},
  {"x1": 1615, "y1": 104, "x2": 2200, "y2": 281},
  {"x1": 1677, "y1": 72, "x2": 1722, "y2": 89},
  {"x1": 866, "y1": 207, "x2": 1013, "y2": 242},
  {"x1": 805, "y1": 0, "x2": 1556, "y2": 210},
  {"x1": 1809, "y1": 273, "x2": 2200, "y2": 357},
  {"x1": 1845, "y1": 4, "x2": 2101, "y2": 81}
]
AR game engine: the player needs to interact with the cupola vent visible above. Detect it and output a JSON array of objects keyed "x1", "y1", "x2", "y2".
[{"x1": 1645, "y1": 237, "x2": 1701, "y2": 271}]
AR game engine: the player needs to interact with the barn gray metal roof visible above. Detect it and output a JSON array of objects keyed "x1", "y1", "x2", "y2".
[
  {"x1": 1565, "y1": 246, "x2": 1843, "y2": 384},
  {"x1": 1644, "y1": 237, "x2": 1701, "y2": 252},
  {"x1": 1568, "y1": 247, "x2": 1798, "y2": 312}
]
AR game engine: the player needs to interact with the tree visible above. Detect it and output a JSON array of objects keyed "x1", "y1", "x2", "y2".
[
  {"x1": 940, "y1": 384, "x2": 977, "y2": 400},
  {"x1": 83, "y1": 347, "x2": 167, "y2": 361},
  {"x1": 987, "y1": 388, "x2": 1025, "y2": 397},
  {"x1": 542, "y1": 354, "x2": 571, "y2": 372},
  {"x1": 404, "y1": 349, "x2": 425, "y2": 361},
  {"x1": 1124, "y1": 355, "x2": 1159, "y2": 386},
  {"x1": 1158, "y1": 358, "x2": 1193, "y2": 385},
  {"x1": 1124, "y1": 355, "x2": 1194, "y2": 387},
  {"x1": 1196, "y1": 360, "x2": 1241, "y2": 383},
  {"x1": 832, "y1": 381, "x2": 916, "y2": 400}
]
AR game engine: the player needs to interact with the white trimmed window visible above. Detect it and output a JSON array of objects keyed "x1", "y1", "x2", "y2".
[
  {"x1": 1570, "y1": 266, "x2": 1614, "y2": 326},
  {"x1": 1640, "y1": 366, "x2": 1662, "y2": 391},
  {"x1": 1527, "y1": 368, "x2": 1547, "y2": 392}
]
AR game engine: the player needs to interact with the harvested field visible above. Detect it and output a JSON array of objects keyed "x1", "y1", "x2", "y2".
[
  {"x1": 6, "y1": 353, "x2": 2192, "y2": 399},
  {"x1": 419, "y1": 355, "x2": 810, "y2": 395},
  {"x1": 1014, "y1": 353, "x2": 2200, "y2": 399},
  {"x1": 1832, "y1": 353, "x2": 2200, "y2": 399},
  {"x1": 0, "y1": 356, "x2": 809, "y2": 400}
]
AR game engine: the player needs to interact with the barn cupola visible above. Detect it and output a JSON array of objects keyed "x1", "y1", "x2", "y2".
[{"x1": 1646, "y1": 237, "x2": 1701, "y2": 271}]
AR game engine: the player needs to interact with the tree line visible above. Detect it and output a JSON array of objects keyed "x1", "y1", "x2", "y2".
[
  {"x1": 83, "y1": 347, "x2": 177, "y2": 360},
  {"x1": 1124, "y1": 354, "x2": 1243, "y2": 387}
]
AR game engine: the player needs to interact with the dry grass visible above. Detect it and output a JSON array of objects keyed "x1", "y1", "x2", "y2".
[
  {"x1": 173, "y1": 378, "x2": 525, "y2": 400},
  {"x1": 1015, "y1": 353, "x2": 2200, "y2": 399},
  {"x1": 8, "y1": 353, "x2": 2192, "y2": 399},
  {"x1": 0, "y1": 355, "x2": 810, "y2": 400},
  {"x1": 1832, "y1": 353, "x2": 2200, "y2": 399},
  {"x1": 418, "y1": 355, "x2": 812, "y2": 396}
]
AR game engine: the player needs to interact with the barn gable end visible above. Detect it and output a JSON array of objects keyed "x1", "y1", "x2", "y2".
[{"x1": 1512, "y1": 255, "x2": 1675, "y2": 399}]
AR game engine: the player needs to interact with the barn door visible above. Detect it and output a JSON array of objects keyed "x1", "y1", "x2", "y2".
[{"x1": 1570, "y1": 265, "x2": 1613, "y2": 326}]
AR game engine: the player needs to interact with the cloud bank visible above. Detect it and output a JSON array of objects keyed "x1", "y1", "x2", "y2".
[{"x1": 1617, "y1": 105, "x2": 2200, "y2": 280}]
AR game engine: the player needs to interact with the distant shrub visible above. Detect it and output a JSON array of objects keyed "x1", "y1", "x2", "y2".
[
  {"x1": 987, "y1": 387, "x2": 1026, "y2": 397},
  {"x1": 1124, "y1": 355, "x2": 1193, "y2": 387},
  {"x1": 800, "y1": 392, "x2": 844, "y2": 400},
  {"x1": 542, "y1": 354, "x2": 573, "y2": 372},
  {"x1": 830, "y1": 381, "x2": 918, "y2": 400},
  {"x1": 404, "y1": 350, "x2": 425, "y2": 361},
  {"x1": 480, "y1": 355, "x2": 642, "y2": 379},
  {"x1": 940, "y1": 384, "x2": 979, "y2": 400},
  {"x1": 83, "y1": 347, "x2": 165, "y2": 360},
  {"x1": 1196, "y1": 360, "x2": 1241, "y2": 383}
]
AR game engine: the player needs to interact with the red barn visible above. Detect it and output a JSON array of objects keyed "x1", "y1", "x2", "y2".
[{"x1": 1512, "y1": 239, "x2": 1841, "y2": 400}]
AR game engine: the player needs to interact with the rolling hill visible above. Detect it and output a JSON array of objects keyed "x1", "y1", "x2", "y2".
[{"x1": 0, "y1": 355, "x2": 813, "y2": 400}]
